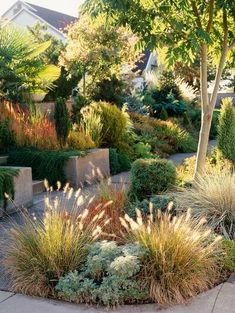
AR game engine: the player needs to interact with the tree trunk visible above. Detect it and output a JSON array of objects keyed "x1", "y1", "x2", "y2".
[
  {"x1": 194, "y1": 44, "x2": 209, "y2": 178},
  {"x1": 194, "y1": 39, "x2": 228, "y2": 178}
]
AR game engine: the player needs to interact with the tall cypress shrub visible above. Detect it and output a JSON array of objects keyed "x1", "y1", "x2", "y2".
[
  {"x1": 54, "y1": 97, "x2": 70, "y2": 148},
  {"x1": 217, "y1": 97, "x2": 235, "y2": 161}
]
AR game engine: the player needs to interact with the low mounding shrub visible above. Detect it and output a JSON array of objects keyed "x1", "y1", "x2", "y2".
[
  {"x1": 222, "y1": 239, "x2": 235, "y2": 273},
  {"x1": 126, "y1": 195, "x2": 175, "y2": 218},
  {"x1": 130, "y1": 112, "x2": 197, "y2": 157},
  {"x1": 120, "y1": 209, "x2": 222, "y2": 306},
  {"x1": 129, "y1": 158, "x2": 176, "y2": 201},
  {"x1": 7, "y1": 148, "x2": 85, "y2": 186},
  {"x1": 217, "y1": 97, "x2": 235, "y2": 162},
  {"x1": 109, "y1": 148, "x2": 131, "y2": 175},
  {"x1": 81, "y1": 102, "x2": 131, "y2": 148},
  {"x1": 174, "y1": 168, "x2": 235, "y2": 239},
  {"x1": 67, "y1": 129, "x2": 95, "y2": 150},
  {"x1": 4, "y1": 190, "x2": 103, "y2": 297},
  {"x1": 56, "y1": 241, "x2": 148, "y2": 307}
]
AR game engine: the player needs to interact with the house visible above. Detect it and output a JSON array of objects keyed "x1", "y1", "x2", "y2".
[
  {"x1": 1, "y1": 1, "x2": 77, "y2": 41},
  {"x1": 1, "y1": 1, "x2": 157, "y2": 87}
]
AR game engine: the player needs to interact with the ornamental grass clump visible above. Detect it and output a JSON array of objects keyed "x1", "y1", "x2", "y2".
[
  {"x1": 4, "y1": 187, "x2": 104, "y2": 297},
  {"x1": 174, "y1": 168, "x2": 235, "y2": 239},
  {"x1": 120, "y1": 207, "x2": 222, "y2": 307}
]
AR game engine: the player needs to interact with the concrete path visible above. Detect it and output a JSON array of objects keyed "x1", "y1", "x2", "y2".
[
  {"x1": 0, "y1": 279, "x2": 235, "y2": 313},
  {"x1": 168, "y1": 140, "x2": 216, "y2": 165}
]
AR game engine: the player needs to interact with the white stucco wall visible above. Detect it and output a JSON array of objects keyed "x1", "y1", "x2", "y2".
[
  {"x1": 2, "y1": 1, "x2": 66, "y2": 42},
  {"x1": 2, "y1": 1, "x2": 28, "y2": 19}
]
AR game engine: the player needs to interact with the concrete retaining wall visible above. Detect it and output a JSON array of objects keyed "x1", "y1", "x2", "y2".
[
  {"x1": 64, "y1": 149, "x2": 110, "y2": 188},
  {"x1": 0, "y1": 167, "x2": 33, "y2": 217},
  {"x1": 35, "y1": 100, "x2": 73, "y2": 117}
]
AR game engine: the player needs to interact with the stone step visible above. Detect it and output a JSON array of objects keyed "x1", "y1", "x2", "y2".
[
  {"x1": 33, "y1": 180, "x2": 45, "y2": 195},
  {"x1": 0, "y1": 156, "x2": 8, "y2": 165}
]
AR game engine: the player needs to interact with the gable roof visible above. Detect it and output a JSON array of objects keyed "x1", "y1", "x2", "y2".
[
  {"x1": 136, "y1": 49, "x2": 151, "y2": 73},
  {"x1": 25, "y1": 2, "x2": 77, "y2": 30}
]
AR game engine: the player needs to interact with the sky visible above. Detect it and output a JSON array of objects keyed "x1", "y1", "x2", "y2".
[{"x1": 0, "y1": 0, "x2": 85, "y2": 17}]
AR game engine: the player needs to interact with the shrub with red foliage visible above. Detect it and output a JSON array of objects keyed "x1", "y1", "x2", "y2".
[
  {"x1": 85, "y1": 185, "x2": 127, "y2": 242},
  {"x1": 0, "y1": 100, "x2": 58, "y2": 150}
]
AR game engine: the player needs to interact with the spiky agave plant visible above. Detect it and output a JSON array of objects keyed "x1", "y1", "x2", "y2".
[
  {"x1": 4, "y1": 185, "x2": 106, "y2": 297},
  {"x1": 120, "y1": 204, "x2": 222, "y2": 307}
]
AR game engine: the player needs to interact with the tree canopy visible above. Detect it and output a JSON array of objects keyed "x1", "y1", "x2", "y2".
[
  {"x1": 82, "y1": 0, "x2": 235, "y2": 176},
  {"x1": 60, "y1": 14, "x2": 141, "y2": 96}
]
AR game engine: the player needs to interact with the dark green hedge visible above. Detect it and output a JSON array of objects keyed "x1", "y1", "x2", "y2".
[
  {"x1": 0, "y1": 167, "x2": 19, "y2": 212},
  {"x1": 7, "y1": 148, "x2": 86, "y2": 186}
]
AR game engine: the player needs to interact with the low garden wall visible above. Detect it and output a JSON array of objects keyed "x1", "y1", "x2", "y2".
[
  {"x1": 35, "y1": 100, "x2": 73, "y2": 117},
  {"x1": 0, "y1": 167, "x2": 33, "y2": 217},
  {"x1": 64, "y1": 149, "x2": 110, "y2": 188}
]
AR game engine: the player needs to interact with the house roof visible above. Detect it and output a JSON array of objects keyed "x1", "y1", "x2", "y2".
[
  {"x1": 136, "y1": 49, "x2": 151, "y2": 72},
  {"x1": 25, "y1": 2, "x2": 77, "y2": 30}
]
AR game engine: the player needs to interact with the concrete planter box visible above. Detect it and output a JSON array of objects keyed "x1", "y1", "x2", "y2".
[
  {"x1": 64, "y1": 149, "x2": 110, "y2": 188},
  {"x1": 0, "y1": 167, "x2": 33, "y2": 217}
]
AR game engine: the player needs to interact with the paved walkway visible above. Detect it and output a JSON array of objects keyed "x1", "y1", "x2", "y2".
[
  {"x1": 168, "y1": 140, "x2": 216, "y2": 165},
  {"x1": 0, "y1": 279, "x2": 235, "y2": 313}
]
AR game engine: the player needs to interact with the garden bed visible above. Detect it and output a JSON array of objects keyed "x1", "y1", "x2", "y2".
[{"x1": 0, "y1": 166, "x2": 33, "y2": 217}]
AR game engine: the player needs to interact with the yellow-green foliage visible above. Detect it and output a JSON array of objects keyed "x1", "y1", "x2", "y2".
[
  {"x1": 67, "y1": 130, "x2": 95, "y2": 150},
  {"x1": 174, "y1": 168, "x2": 235, "y2": 239},
  {"x1": 81, "y1": 102, "x2": 131, "y2": 148},
  {"x1": 121, "y1": 209, "x2": 222, "y2": 307},
  {"x1": 130, "y1": 112, "x2": 197, "y2": 156},
  {"x1": 4, "y1": 189, "x2": 103, "y2": 297},
  {"x1": 176, "y1": 155, "x2": 233, "y2": 184},
  {"x1": 222, "y1": 239, "x2": 235, "y2": 272}
]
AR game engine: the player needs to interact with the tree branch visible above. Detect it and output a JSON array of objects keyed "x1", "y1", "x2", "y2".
[
  {"x1": 190, "y1": 0, "x2": 202, "y2": 29},
  {"x1": 206, "y1": 0, "x2": 215, "y2": 33},
  {"x1": 151, "y1": 0, "x2": 187, "y2": 39},
  {"x1": 209, "y1": 9, "x2": 228, "y2": 109}
]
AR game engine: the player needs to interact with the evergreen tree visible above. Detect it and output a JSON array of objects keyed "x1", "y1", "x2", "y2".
[
  {"x1": 54, "y1": 97, "x2": 70, "y2": 148},
  {"x1": 217, "y1": 98, "x2": 235, "y2": 162}
]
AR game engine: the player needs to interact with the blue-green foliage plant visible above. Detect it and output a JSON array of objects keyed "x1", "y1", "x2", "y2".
[{"x1": 56, "y1": 241, "x2": 148, "y2": 307}]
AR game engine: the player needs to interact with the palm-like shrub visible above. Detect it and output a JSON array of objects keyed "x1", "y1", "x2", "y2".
[
  {"x1": 174, "y1": 168, "x2": 235, "y2": 239},
  {"x1": 0, "y1": 25, "x2": 60, "y2": 102},
  {"x1": 4, "y1": 188, "x2": 103, "y2": 297},
  {"x1": 120, "y1": 209, "x2": 222, "y2": 306}
]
